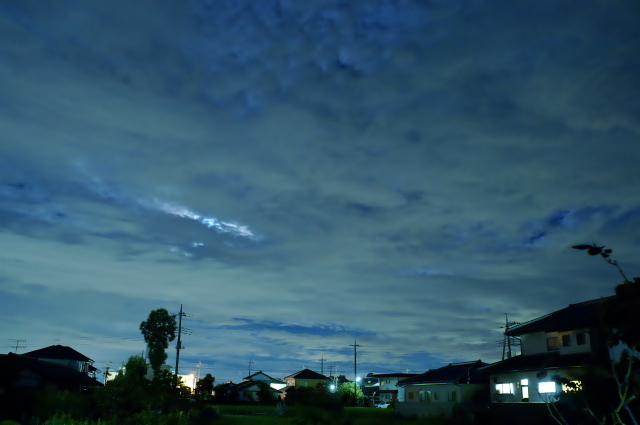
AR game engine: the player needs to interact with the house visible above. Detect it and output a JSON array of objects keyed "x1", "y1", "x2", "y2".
[
  {"x1": 283, "y1": 368, "x2": 329, "y2": 389},
  {"x1": 224, "y1": 371, "x2": 284, "y2": 402},
  {"x1": 22, "y1": 345, "x2": 97, "y2": 377},
  {"x1": 245, "y1": 371, "x2": 287, "y2": 390},
  {"x1": 368, "y1": 372, "x2": 418, "y2": 403},
  {"x1": 481, "y1": 298, "x2": 611, "y2": 404},
  {"x1": 395, "y1": 360, "x2": 488, "y2": 418},
  {"x1": 0, "y1": 353, "x2": 103, "y2": 393}
]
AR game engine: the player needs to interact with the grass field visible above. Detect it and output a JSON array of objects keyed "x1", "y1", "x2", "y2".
[{"x1": 214, "y1": 406, "x2": 445, "y2": 425}]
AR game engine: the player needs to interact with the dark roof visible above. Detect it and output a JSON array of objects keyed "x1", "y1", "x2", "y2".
[
  {"x1": 479, "y1": 352, "x2": 593, "y2": 375},
  {"x1": 397, "y1": 361, "x2": 488, "y2": 386},
  {"x1": 244, "y1": 371, "x2": 274, "y2": 380},
  {"x1": 370, "y1": 372, "x2": 418, "y2": 379},
  {"x1": 22, "y1": 345, "x2": 93, "y2": 362},
  {"x1": 506, "y1": 298, "x2": 611, "y2": 336},
  {"x1": 0, "y1": 353, "x2": 102, "y2": 390},
  {"x1": 284, "y1": 368, "x2": 328, "y2": 380}
]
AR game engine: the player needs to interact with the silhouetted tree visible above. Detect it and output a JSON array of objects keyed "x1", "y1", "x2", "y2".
[
  {"x1": 195, "y1": 374, "x2": 215, "y2": 400},
  {"x1": 140, "y1": 308, "x2": 177, "y2": 376}
]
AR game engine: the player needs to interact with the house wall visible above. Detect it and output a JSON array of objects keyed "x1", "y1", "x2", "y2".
[
  {"x1": 396, "y1": 384, "x2": 485, "y2": 418},
  {"x1": 520, "y1": 330, "x2": 591, "y2": 356},
  {"x1": 490, "y1": 368, "x2": 583, "y2": 403},
  {"x1": 287, "y1": 378, "x2": 326, "y2": 388}
]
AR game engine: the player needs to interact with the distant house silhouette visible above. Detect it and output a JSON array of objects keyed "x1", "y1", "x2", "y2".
[{"x1": 0, "y1": 352, "x2": 102, "y2": 392}]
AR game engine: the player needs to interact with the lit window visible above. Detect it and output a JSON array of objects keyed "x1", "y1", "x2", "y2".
[
  {"x1": 495, "y1": 383, "x2": 514, "y2": 394},
  {"x1": 576, "y1": 332, "x2": 586, "y2": 345},
  {"x1": 547, "y1": 337, "x2": 560, "y2": 351},
  {"x1": 538, "y1": 382, "x2": 557, "y2": 393},
  {"x1": 562, "y1": 335, "x2": 571, "y2": 347},
  {"x1": 562, "y1": 380, "x2": 582, "y2": 392},
  {"x1": 520, "y1": 379, "x2": 528, "y2": 386}
]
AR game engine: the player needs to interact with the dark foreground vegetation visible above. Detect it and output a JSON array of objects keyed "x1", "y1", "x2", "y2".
[{"x1": 0, "y1": 382, "x2": 451, "y2": 425}]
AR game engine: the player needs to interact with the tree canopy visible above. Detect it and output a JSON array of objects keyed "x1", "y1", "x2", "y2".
[{"x1": 139, "y1": 308, "x2": 177, "y2": 375}]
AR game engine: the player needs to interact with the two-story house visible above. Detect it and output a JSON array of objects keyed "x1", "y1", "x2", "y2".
[
  {"x1": 369, "y1": 372, "x2": 417, "y2": 403},
  {"x1": 481, "y1": 298, "x2": 610, "y2": 403},
  {"x1": 284, "y1": 368, "x2": 329, "y2": 389},
  {"x1": 21, "y1": 345, "x2": 97, "y2": 377}
]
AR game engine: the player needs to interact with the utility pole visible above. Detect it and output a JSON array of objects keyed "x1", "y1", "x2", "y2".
[
  {"x1": 320, "y1": 355, "x2": 325, "y2": 376},
  {"x1": 501, "y1": 313, "x2": 520, "y2": 360},
  {"x1": 248, "y1": 358, "x2": 254, "y2": 376},
  {"x1": 9, "y1": 339, "x2": 26, "y2": 353},
  {"x1": 350, "y1": 339, "x2": 361, "y2": 404},
  {"x1": 175, "y1": 304, "x2": 186, "y2": 375}
]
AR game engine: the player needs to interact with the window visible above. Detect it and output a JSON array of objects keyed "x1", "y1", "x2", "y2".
[
  {"x1": 562, "y1": 380, "x2": 583, "y2": 392},
  {"x1": 299, "y1": 381, "x2": 307, "y2": 387},
  {"x1": 419, "y1": 391, "x2": 432, "y2": 401},
  {"x1": 448, "y1": 390, "x2": 458, "y2": 402},
  {"x1": 521, "y1": 379, "x2": 529, "y2": 401},
  {"x1": 576, "y1": 332, "x2": 586, "y2": 345},
  {"x1": 538, "y1": 381, "x2": 557, "y2": 394},
  {"x1": 547, "y1": 337, "x2": 560, "y2": 351},
  {"x1": 408, "y1": 391, "x2": 414, "y2": 400},
  {"x1": 433, "y1": 391, "x2": 440, "y2": 401},
  {"x1": 495, "y1": 383, "x2": 514, "y2": 394},
  {"x1": 562, "y1": 335, "x2": 571, "y2": 347}
]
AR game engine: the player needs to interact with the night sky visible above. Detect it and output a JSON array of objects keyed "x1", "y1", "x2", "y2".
[{"x1": 1, "y1": 0, "x2": 639, "y2": 384}]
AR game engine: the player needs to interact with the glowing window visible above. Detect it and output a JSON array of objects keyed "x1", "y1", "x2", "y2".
[
  {"x1": 520, "y1": 379, "x2": 528, "y2": 386},
  {"x1": 495, "y1": 383, "x2": 514, "y2": 394},
  {"x1": 538, "y1": 381, "x2": 557, "y2": 393},
  {"x1": 562, "y1": 380, "x2": 583, "y2": 392}
]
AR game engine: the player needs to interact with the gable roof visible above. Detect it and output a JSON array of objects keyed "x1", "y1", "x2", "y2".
[
  {"x1": 397, "y1": 360, "x2": 488, "y2": 386},
  {"x1": 284, "y1": 368, "x2": 328, "y2": 380},
  {"x1": 479, "y1": 352, "x2": 592, "y2": 375},
  {"x1": 505, "y1": 297, "x2": 611, "y2": 336},
  {"x1": 22, "y1": 345, "x2": 93, "y2": 362},
  {"x1": 242, "y1": 370, "x2": 273, "y2": 380}
]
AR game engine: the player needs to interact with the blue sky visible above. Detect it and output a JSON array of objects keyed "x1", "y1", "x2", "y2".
[{"x1": 1, "y1": 0, "x2": 639, "y2": 384}]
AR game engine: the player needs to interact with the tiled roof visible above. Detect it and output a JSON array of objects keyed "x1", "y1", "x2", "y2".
[
  {"x1": 505, "y1": 297, "x2": 611, "y2": 336},
  {"x1": 479, "y1": 352, "x2": 593, "y2": 375},
  {"x1": 284, "y1": 368, "x2": 328, "y2": 380},
  {"x1": 397, "y1": 360, "x2": 487, "y2": 386},
  {"x1": 22, "y1": 345, "x2": 93, "y2": 362}
]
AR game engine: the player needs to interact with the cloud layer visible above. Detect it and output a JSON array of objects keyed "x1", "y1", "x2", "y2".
[{"x1": 1, "y1": 0, "x2": 639, "y2": 382}]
